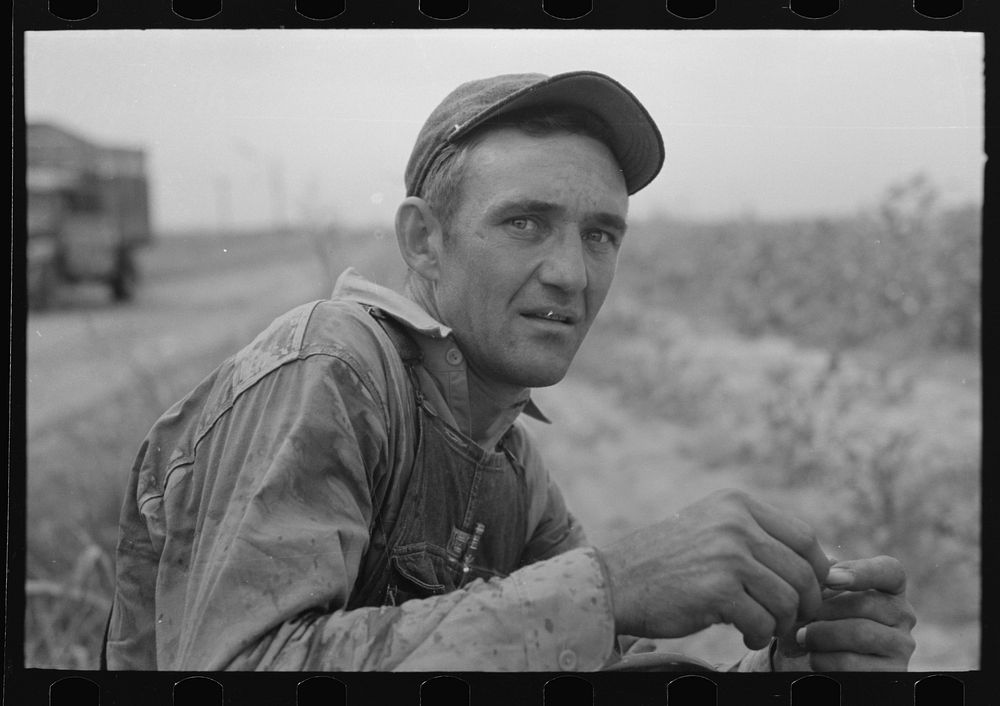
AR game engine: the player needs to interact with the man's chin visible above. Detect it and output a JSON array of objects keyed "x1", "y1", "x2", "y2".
[
  {"x1": 516, "y1": 362, "x2": 572, "y2": 389},
  {"x1": 479, "y1": 345, "x2": 578, "y2": 389}
]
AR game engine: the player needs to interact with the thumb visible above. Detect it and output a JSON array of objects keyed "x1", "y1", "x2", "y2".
[{"x1": 823, "y1": 556, "x2": 907, "y2": 595}]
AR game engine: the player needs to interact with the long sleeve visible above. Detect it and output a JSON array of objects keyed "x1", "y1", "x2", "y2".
[
  {"x1": 105, "y1": 439, "x2": 160, "y2": 669},
  {"x1": 231, "y1": 546, "x2": 616, "y2": 671},
  {"x1": 108, "y1": 347, "x2": 388, "y2": 669}
]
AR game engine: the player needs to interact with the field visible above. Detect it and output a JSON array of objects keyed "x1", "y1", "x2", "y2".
[{"x1": 24, "y1": 177, "x2": 980, "y2": 670}]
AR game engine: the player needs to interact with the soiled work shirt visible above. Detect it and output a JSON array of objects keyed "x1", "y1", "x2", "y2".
[{"x1": 106, "y1": 269, "x2": 613, "y2": 670}]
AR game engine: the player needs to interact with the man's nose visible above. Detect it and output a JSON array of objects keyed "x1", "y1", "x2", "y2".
[{"x1": 537, "y1": 231, "x2": 588, "y2": 293}]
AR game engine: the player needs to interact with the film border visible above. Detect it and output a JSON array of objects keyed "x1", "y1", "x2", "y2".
[{"x1": 8, "y1": 1, "x2": 993, "y2": 704}]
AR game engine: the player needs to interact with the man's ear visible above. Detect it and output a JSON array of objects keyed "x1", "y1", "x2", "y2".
[{"x1": 395, "y1": 197, "x2": 445, "y2": 282}]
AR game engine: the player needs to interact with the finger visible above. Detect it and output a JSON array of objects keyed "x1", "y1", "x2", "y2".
[
  {"x1": 824, "y1": 556, "x2": 907, "y2": 595},
  {"x1": 747, "y1": 535, "x2": 824, "y2": 625},
  {"x1": 809, "y1": 651, "x2": 906, "y2": 672},
  {"x1": 742, "y1": 560, "x2": 804, "y2": 638},
  {"x1": 813, "y1": 590, "x2": 917, "y2": 629},
  {"x1": 777, "y1": 630, "x2": 809, "y2": 660},
  {"x1": 799, "y1": 618, "x2": 916, "y2": 660},
  {"x1": 742, "y1": 494, "x2": 830, "y2": 584},
  {"x1": 722, "y1": 591, "x2": 777, "y2": 651}
]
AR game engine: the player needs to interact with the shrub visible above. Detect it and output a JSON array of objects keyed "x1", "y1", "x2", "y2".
[
  {"x1": 574, "y1": 300, "x2": 724, "y2": 426},
  {"x1": 621, "y1": 175, "x2": 980, "y2": 354},
  {"x1": 736, "y1": 352, "x2": 979, "y2": 624}
]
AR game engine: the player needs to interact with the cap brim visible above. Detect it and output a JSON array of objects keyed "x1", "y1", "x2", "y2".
[{"x1": 450, "y1": 71, "x2": 664, "y2": 195}]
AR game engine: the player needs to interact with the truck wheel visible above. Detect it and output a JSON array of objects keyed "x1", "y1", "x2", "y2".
[{"x1": 111, "y1": 250, "x2": 137, "y2": 302}]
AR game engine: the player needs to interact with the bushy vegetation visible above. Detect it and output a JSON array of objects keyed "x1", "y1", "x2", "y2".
[
  {"x1": 624, "y1": 174, "x2": 980, "y2": 353},
  {"x1": 746, "y1": 353, "x2": 979, "y2": 624}
]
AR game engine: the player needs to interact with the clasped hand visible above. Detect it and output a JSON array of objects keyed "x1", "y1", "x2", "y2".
[
  {"x1": 774, "y1": 555, "x2": 916, "y2": 671},
  {"x1": 598, "y1": 489, "x2": 916, "y2": 671}
]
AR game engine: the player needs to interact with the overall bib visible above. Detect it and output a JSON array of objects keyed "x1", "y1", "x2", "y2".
[{"x1": 347, "y1": 309, "x2": 530, "y2": 608}]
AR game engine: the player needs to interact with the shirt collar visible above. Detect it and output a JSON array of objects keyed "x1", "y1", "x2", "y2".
[
  {"x1": 333, "y1": 267, "x2": 451, "y2": 339},
  {"x1": 332, "y1": 268, "x2": 549, "y2": 426}
]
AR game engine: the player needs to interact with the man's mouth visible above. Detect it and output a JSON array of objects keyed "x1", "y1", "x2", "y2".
[{"x1": 523, "y1": 309, "x2": 576, "y2": 324}]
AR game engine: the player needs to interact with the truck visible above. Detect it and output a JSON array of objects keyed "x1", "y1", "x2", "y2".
[{"x1": 27, "y1": 122, "x2": 152, "y2": 309}]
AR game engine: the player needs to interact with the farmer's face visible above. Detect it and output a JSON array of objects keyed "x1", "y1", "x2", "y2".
[{"x1": 433, "y1": 127, "x2": 629, "y2": 391}]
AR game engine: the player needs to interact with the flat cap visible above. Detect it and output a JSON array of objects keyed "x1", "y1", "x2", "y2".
[{"x1": 405, "y1": 70, "x2": 664, "y2": 197}]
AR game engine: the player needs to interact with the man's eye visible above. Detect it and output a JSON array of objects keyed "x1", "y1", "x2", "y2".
[
  {"x1": 584, "y1": 230, "x2": 614, "y2": 245},
  {"x1": 509, "y1": 217, "x2": 535, "y2": 231}
]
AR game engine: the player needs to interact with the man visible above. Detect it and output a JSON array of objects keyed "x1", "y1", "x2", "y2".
[{"x1": 105, "y1": 71, "x2": 916, "y2": 671}]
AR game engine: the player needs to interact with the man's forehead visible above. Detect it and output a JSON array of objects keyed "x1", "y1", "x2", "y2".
[{"x1": 462, "y1": 128, "x2": 629, "y2": 205}]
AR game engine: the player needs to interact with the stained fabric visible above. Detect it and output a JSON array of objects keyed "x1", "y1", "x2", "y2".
[{"x1": 105, "y1": 270, "x2": 610, "y2": 670}]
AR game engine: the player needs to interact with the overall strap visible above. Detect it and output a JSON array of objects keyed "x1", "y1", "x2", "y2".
[
  {"x1": 363, "y1": 303, "x2": 425, "y2": 486},
  {"x1": 365, "y1": 306, "x2": 423, "y2": 368},
  {"x1": 349, "y1": 306, "x2": 425, "y2": 607}
]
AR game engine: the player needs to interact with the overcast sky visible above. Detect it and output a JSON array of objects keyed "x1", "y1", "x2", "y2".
[{"x1": 23, "y1": 29, "x2": 984, "y2": 234}]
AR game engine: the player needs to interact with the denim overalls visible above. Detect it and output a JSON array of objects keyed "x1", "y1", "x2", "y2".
[{"x1": 348, "y1": 309, "x2": 530, "y2": 609}]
